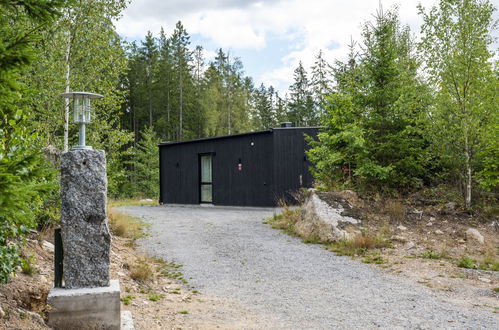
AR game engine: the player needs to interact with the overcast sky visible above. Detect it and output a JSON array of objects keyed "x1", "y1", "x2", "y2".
[{"x1": 114, "y1": 0, "x2": 450, "y2": 93}]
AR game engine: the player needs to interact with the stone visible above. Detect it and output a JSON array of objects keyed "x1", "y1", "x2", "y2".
[
  {"x1": 0, "y1": 306, "x2": 5, "y2": 318},
  {"x1": 60, "y1": 149, "x2": 111, "y2": 289},
  {"x1": 435, "y1": 229, "x2": 444, "y2": 235},
  {"x1": 41, "y1": 240, "x2": 54, "y2": 253},
  {"x1": 478, "y1": 277, "x2": 491, "y2": 283},
  {"x1": 121, "y1": 310, "x2": 135, "y2": 330},
  {"x1": 444, "y1": 202, "x2": 458, "y2": 212},
  {"x1": 465, "y1": 228, "x2": 484, "y2": 245},
  {"x1": 294, "y1": 190, "x2": 360, "y2": 243},
  {"x1": 391, "y1": 235, "x2": 407, "y2": 243},
  {"x1": 139, "y1": 198, "x2": 153, "y2": 203},
  {"x1": 48, "y1": 279, "x2": 121, "y2": 330},
  {"x1": 426, "y1": 222, "x2": 433, "y2": 227},
  {"x1": 397, "y1": 225, "x2": 407, "y2": 231},
  {"x1": 405, "y1": 241, "x2": 416, "y2": 249}
]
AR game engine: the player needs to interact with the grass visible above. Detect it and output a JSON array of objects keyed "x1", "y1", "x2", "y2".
[
  {"x1": 420, "y1": 250, "x2": 445, "y2": 260},
  {"x1": 107, "y1": 208, "x2": 146, "y2": 241},
  {"x1": 326, "y1": 233, "x2": 391, "y2": 257},
  {"x1": 148, "y1": 294, "x2": 164, "y2": 302},
  {"x1": 457, "y1": 256, "x2": 499, "y2": 271},
  {"x1": 457, "y1": 256, "x2": 478, "y2": 269},
  {"x1": 120, "y1": 295, "x2": 135, "y2": 306},
  {"x1": 384, "y1": 200, "x2": 407, "y2": 221},
  {"x1": 362, "y1": 251, "x2": 385, "y2": 264},
  {"x1": 108, "y1": 198, "x2": 158, "y2": 207},
  {"x1": 493, "y1": 288, "x2": 499, "y2": 293},
  {"x1": 178, "y1": 311, "x2": 189, "y2": 315},
  {"x1": 20, "y1": 255, "x2": 37, "y2": 275},
  {"x1": 265, "y1": 204, "x2": 302, "y2": 237},
  {"x1": 130, "y1": 258, "x2": 155, "y2": 283}
]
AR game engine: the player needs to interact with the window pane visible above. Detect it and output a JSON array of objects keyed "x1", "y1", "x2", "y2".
[
  {"x1": 201, "y1": 184, "x2": 212, "y2": 202},
  {"x1": 201, "y1": 155, "x2": 212, "y2": 183}
]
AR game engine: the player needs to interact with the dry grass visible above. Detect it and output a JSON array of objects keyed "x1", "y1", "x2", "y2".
[
  {"x1": 384, "y1": 200, "x2": 407, "y2": 222},
  {"x1": 327, "y1": 232, "x2": 391, "y2": 257},
  {"x1": 107, "y1": 208, "x2": 145, "y2": 241},
  {"x1": 130, "y1": 258, "x2": 155, "y2": 283},
  {"x1": 108, "y1": 198, "x2": 158, "y2": 207}
]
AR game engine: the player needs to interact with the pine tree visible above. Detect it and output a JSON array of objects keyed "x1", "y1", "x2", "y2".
[
  {"x1": 132, "y1": 126, "x2": 160, "y2": 198},
  {"x1": 310, "y1": 50, "x2": 332, "y2": 119},
  {"x1": 288, "y1": 61, "x2": 315, "y2": 126},
  {"x1": 0, "y1": 0, "x2": 64, "y2": 283},
  {"x1": 170, "y1": 21, "x2": 193, "y2": 140}
]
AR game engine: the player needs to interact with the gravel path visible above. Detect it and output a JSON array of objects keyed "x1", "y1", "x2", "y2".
[{"x1": 118, "y1": 205, "x2": 498, "y2": 329}]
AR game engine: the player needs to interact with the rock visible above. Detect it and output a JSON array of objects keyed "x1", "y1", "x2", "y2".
[
  {"x1": 405, "y1": 241, "x2": 416, "y2": 249},
  {"x1": 397, "y1": 225, "x2": 407, "y2": 231},
  {"x1": 478, "y1": 277, "x2": 491, "y2": 283},
  {"x1": 0, "y1": 306, "x2": 5, "y2": 318},
  {"x1": 445, "y1": 202, "x2": 458, "y2": 212},
  {"x1": 465, "y1": 228, "x2": 484, "y2": 244},
  {"x1": 391, "y1": 235, "x2": 407, "y2": 243},
  {"x1": 139, "y1": 198, "x2": 153, "y2": 202},
  {"x1": 429, "y1": 216, "x2": 436, "y2": 222},
  {"x1": 294, "y1": 190, "x2": 361, "y2": 243},
  {"x1": 41, "y1": 240, "x2": 54, "y2": 253},
  {"x1": 426, "y1": 222, "x2": 433, "y2": 227},
  {"x1": 435, "y1": 230, "x2": 444, "y2": 235},
  {"x1": 60, "y1": 149, "x2": 110, "y2": 289}
]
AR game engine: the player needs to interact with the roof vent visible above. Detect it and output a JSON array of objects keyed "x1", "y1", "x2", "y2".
[{"x1": 280, "y1": 122, "x2": 292, "y2": 128}]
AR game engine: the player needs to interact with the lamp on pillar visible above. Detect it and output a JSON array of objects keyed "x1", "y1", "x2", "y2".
[{"x1": 60, "y1": 91, "x2": 103, "y2": 150}]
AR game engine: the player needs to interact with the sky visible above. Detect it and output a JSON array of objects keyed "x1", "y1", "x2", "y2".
[{"x1": 114, "y1": 0, "x2": 478, "y2": 93}]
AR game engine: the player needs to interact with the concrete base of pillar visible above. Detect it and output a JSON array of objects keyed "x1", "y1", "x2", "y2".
[{"x1": 47, "y1": 279, "x2": 121, "y2": 330}]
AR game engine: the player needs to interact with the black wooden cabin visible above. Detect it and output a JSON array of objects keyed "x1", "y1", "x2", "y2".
[{"x1": 159, "y1": 126, "x2": 319, "y2": 207}]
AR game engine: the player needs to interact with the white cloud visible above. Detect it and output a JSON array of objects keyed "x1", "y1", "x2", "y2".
[{"x1": 116, "y1": 0, "x2": 440, "y2": 92}]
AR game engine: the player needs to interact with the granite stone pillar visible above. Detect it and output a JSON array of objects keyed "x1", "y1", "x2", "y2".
[{"x1": 60, "y1": 149, "x2": 111, "y2": 289}]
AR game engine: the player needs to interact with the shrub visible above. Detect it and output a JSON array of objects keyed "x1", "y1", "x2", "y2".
[{"x1": 457, "y1": 256, "x2": 478, "y2": 269}]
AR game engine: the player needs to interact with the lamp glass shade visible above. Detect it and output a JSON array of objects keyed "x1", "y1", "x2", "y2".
[{"x1": 73, "y1": 96, "x2": 92, "y2": 124}]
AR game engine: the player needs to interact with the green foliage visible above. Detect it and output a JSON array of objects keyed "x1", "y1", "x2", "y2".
[
  {"x1": 20, "y1": 254, "x2": 37, "y2": 275},
  {"x1": 147, "y1": 293, "x2": 164, "y2": 302},
  {"x1": 418, "y1": 0, "x2": 498, "y2": 207},
  {"x1": 457, "y1": 256, "x2": 478, "y2": 269},
  {"x1": 0, "y1": 0, "x2": 62, "y2": 283},
  {"x1": 420, "y1": 250, "x2": 444, "y2": 260},
  {"x1": 130, "y1": 126, "x2": 159, "y2": 199},
  {"x1": 120, "y1": 295, "x2": 134, "y2": 305},
  {"x1": 308, "y1": 7, "x2": 430, "y2": 191}
]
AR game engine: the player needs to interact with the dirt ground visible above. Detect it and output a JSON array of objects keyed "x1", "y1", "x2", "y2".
[
  {"x1": 331, "y1": 190, "x2": 499, "y2": 315},
  {"x1": 0, "y1": 197, "x2": 497, "y2": 329},
  {"x1": 0, "y1": 231, "x2": 273, "y2": 330}
]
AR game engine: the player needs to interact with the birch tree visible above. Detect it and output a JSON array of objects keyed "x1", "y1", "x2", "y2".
[{"x1": 419, "y1": 0, "x2": 498, "y2": 208}]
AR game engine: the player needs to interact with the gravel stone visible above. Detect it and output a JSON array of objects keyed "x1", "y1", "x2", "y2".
[{"x1": 119, "y1": 205, "x2": 499, "y2": 329}]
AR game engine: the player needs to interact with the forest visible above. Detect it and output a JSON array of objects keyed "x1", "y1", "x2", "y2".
[{"x1": 0, "y1": 0, "x2": 497, "y2": 282}]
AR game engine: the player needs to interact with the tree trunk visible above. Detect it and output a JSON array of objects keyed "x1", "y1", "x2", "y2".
[
  {"x1": 63, "y1": 30, "x2": 71, "y2": 152},
  {"x1": 464, "y1": 136, "x2": 472, "y2": 209}
]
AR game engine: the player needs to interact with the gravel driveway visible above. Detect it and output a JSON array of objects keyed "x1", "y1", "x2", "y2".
[{"x1": 118, "y1": 205, "x2": 498, "y2": 329}]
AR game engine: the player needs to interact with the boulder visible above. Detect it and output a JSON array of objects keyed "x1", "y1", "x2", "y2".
[
  {"x1": 465, "y1": 228, "x2": 484, "y2": 245},
  {"x1": 294, "y1": 190, "x2": 361, "y2": 243}
]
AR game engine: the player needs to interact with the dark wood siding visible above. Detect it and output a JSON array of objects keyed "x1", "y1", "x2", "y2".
[
  {"x1": 160, "y1": 131, "x2": 274, "y2": 206},
  {"x1": 159, "y1": 127, "x2": 318, "y2": 207},
  {"x1": 272, "y1": 128, "x2": 318, "y2": 204}
]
